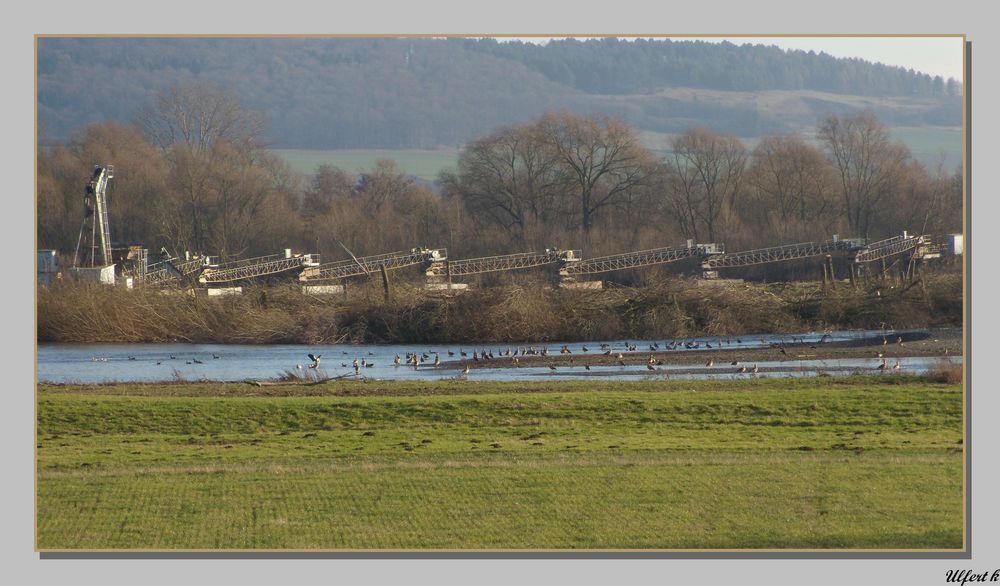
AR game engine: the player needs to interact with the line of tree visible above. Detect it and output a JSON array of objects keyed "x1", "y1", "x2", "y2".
[
  {"x1": 465, "y1": 38, "x2": 962, "y2": 98},
  {"x1": 37, "y1": 82, "x2": 962, "y2": 279}
]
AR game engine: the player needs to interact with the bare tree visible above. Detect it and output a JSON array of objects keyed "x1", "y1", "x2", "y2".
[
  {"x1": 355, "y1": 159, "x2": 412, "y2": 214},
  {"x1": 817, "y1": 111, "x2": 909, "y2": 238},
  {"x1": 445, "y1": 123, "x2": 569, "y2": 237},
  {"x1": 745, "y1": 135, "x2": 837, "y2": 241},
  {"x1": 537, "y1": 113, "x2": 656, "y2": 235},
  {"x1": 137, "y1": 81, "x2": 266, "y2": 253},
  {"x1": 138, "y1": 81, "x2": 264, "y2": 154},
  {"x1": 665, "y1": 128, "x2": 747, "y2": 243}
]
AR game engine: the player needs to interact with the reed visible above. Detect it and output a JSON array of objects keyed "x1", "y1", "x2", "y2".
[{"x1": 37, "y1": 273, "x2": 962, "y2": 345}]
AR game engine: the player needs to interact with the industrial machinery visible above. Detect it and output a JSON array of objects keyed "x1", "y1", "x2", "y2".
[{"x1": 72, "y1": 165, "x2": 114, "y2": 269}]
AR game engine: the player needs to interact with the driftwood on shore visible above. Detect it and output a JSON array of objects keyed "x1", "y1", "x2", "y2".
[{"x1": 245, "y1": 372, "x2": 355, "y2": 387}]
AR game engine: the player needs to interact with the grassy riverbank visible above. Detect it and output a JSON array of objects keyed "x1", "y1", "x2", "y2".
[
  {"x1": 37, "y1": 376, "x2": 963, "y2": 550},
  {"x1": 37, "y1": 273, "x2": 962, "y2": 345}
]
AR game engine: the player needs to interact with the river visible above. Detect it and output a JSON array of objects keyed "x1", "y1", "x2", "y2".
[{"x1": 36, "y1": 328, "x2": 961, "y2": 384}]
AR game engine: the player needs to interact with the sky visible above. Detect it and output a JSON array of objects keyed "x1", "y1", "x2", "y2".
[{"x1": 502, "y1": 36, "x2": 965, "y2": 81}]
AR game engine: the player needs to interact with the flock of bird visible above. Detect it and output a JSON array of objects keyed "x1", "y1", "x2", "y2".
[
  {"x1": 290, "y1": 335, "x2": 848, "y2": 378},
  {"x1": 86, "y1": 332, "x2": 914, "y2": 377},
  {"x1": 92, "y1": 353, "x2": 222, "y2": 366}
]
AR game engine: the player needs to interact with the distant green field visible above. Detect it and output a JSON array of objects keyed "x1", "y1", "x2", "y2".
[
  {"x1": 274, "y1": 149, "x2": 460, "y2": 181},
  {"x1": 275, "y1": 124, "x2": 960, "y2": 184},
  {"x1": 37, "y1": 377, "x2": 963, "y2": 550},
  {"x1": 890, "y1": 126, "x2": 963, "y2": 167}
]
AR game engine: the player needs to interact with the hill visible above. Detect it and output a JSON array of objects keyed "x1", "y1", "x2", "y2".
[{"x1": 37, "y1": 37, "x2": 961, "y2": 153}]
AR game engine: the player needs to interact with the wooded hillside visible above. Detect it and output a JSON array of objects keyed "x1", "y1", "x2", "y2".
[{"x1": 37, "y1": 37, "x2": 961, "y2": 149}]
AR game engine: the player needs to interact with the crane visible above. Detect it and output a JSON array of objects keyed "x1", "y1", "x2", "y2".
[{"x1": 72, "y1": 165, "x2": 114, "y2": 268}]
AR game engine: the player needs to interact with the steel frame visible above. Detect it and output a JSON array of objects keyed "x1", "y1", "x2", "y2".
[
  {"x1": 853, "y1": 235, "x2": 924, "y2": 263},
  {"x1": 428, "y1": 250, "x2": 578, "y2": 277},
  {"x1": 704, "y1": 239, "x2": 863, "y2": 269},
  {"x1": 307, "y1": 249, "x2": 443, "y2": 281},
  {"x1": 142, "y1": 257, "x2": 207, "y2": 287},
  {"x1": 201, "y1": 253, "x2": 318, "y2": 284},
  {"x1": 564, "y1": 245, "x2": 702, "y2": 276}
]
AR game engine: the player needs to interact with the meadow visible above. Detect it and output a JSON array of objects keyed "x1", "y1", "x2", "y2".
[
  {"x1": 37, "y1": 377, "x2": 963, "y2": 550},
  {"x1": 273, "y1": 148, "x2": 460, "y2": 181}
]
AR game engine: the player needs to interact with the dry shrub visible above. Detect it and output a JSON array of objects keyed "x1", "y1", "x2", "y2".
[
  {"x1": 36, "y1": 271, "x2": 963, "y2": 345},
  {"x1": 925, "y1": 358, "x2": 963, "y2": 384}
]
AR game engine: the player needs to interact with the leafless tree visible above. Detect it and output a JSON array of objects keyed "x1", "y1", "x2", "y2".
[
  {"x1": 138, "y1": 81, "x2": 264, "y2": 154},
  {"x1": 745, "y1": 135, "x2": 837, "y2": 240},
  {"x1": 817, "y1": 111, "x2": 909, "y2": 238},
  {"x1": 446, "y1": 123, "x2": 569, "y2": 237},
  {"x1": 537, "y1": 113, "x2": 657, "y2": 235},
  {"x1": 665, "y1": 128, "x2": 747, "y2": 243},
  {"x1": 137, "y1": 81, "x2": 267, "y2": 253}
]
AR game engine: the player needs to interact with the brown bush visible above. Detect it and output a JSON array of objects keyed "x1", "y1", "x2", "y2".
[
  {"x1": 36, "y1": 272, "x2": 962, "y2": 345},
  {"x1": 925, "y1": 358, "x2": 963, "y2": 384}
]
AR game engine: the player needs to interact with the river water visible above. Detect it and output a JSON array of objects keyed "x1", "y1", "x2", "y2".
[{"x1": 36, "y1": 328, "x2": 960, "y2": 384}]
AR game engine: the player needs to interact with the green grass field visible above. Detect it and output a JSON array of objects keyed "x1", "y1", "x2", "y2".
[
  {"x1": 274, "y1": 149, "x2": 460, "y2": 181},
  {"x1": 890, "y1": 126, "x2": 963, "y2": 167},
  {"x1": 36, "y1": 377, "x2": 963, "y2": 550},
  {"x1": 274, "y1": 121, "x2": 960, "y2": 184}
]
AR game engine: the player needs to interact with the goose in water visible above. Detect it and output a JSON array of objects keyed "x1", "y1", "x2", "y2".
[
  {"x1": 462, "y1": 364, "x2": 471, "y2": 376},
  {"x1": 308, "y1": 354, "x2": 322, "y2": 369}
]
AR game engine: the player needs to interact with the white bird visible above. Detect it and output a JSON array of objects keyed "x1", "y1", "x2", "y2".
[
  {"x1": 308, "y1": 353, "x2": 322, "y2": 369},
  {"x1": 462, "y1": 364, "x2": 471, "y2": 376}
]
